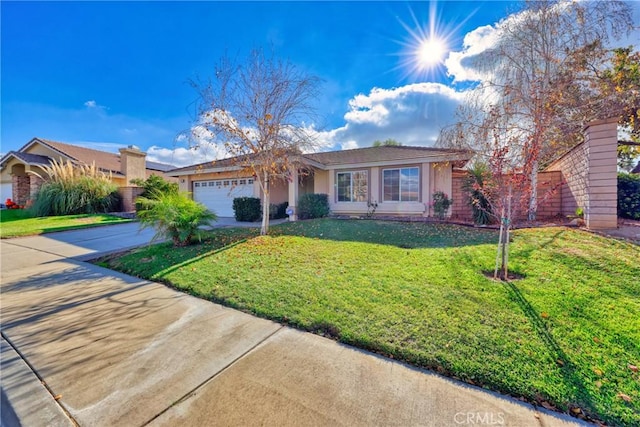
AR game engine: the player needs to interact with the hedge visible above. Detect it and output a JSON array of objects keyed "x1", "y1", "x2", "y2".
[
  {"x1": 233, "y1": 197, "x2": 262, "y2": 222},
  {"x1": 298, "y1": 193, "x2": 330, "y2": 219},
  {"x1": 618, "y1": 173, "x2": 640, "y2": 220}
]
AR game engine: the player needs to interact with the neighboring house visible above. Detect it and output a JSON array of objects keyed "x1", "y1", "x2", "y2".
[
  {"x1": 166, "y1": 145, "x2": 472, "y2": 218},
  {"x1": 0, "y1": 137, "x2": 175, "y2": 210}
]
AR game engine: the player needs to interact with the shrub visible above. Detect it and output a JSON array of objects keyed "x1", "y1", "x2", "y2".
[
  {"x1": 233, "y1": 197, "x2": 261, "y2": 222},
  {"x1": 298, "y1": 193, "x2": 330, "y2": 219},
  {"x1": 269, "y1": 201, "x2": 289, "y2": 220},
  {"x1": 30, "y1": 159, "x2": 120, "y2": 216},
  {"x1": 618, "y1": 172, "x2": 640, "y2": 220},
  {"x1": 462, "y1": 162, "x2": 493, "y2": 225},
  {"x1": 432, "y1": 191, "x2": 452, "y2": 220},
  {"x1": 137, "y1": 191, "x2": 217, "y2": 246},
  {"x1": 131, "y1": 175, "x2": 178, "y2": 211}
]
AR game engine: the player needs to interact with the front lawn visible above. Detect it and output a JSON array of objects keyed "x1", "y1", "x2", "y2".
[
  {"x1": 103, "y1": 219, "x2": 640, "y2": 425},
  {"x1": 0, "y1": 209, "x2": 132, "y2": 238}
]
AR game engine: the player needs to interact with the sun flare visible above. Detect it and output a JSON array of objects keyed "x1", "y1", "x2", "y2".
[{"x1": 417, "y1": 37, "x2": 447, "y2": 67}]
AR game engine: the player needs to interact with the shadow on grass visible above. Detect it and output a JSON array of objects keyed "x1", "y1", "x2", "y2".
[
  {"x1": 501, "y1": 279, "x2": 597, "y2": 421},
  {"x1": 271, "y1": 218, "x2": 499, "y2": 249}
]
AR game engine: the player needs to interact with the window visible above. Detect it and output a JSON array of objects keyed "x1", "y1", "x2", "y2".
[
  {"x1": 337, "y1": 171, "x2": 368, "y2": 202},
  {"x1": 208, "y1": 182, "x2": 215, "y2": 187},
  {"x1": 383, "y1": 167, "x2": 419, "y2": 202},
  {"x1": 194, "y1": 182, "x2": 201, "y2": 188},
  {"x1": 223, "y1": 180, "x2": 230, "y2": 186}
]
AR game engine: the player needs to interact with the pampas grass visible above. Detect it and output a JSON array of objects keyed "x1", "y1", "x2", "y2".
[{"x1": 30, "y1": 159, "x2": 120, "y2": 216}]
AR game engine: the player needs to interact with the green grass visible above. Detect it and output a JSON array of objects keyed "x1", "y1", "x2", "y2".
[
  {"x1": 102, "y1": 219, "x2": 640, "y2": 425},
  {"x1": 0, "y1": 209, "x2": 132, "y2": 238}
]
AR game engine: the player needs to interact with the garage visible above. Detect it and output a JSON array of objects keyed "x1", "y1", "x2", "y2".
[
  {"x1": 0, "y1": 182, "x2": 12, "y2": 204},
  {"x1": 193, "y1": 177, "x2": 255, "y2": 217}
]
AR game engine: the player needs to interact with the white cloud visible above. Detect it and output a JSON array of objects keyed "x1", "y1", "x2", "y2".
[
  {"x1": 445, "y1": 24, "x2": 500, "y2": 83},
  {"x1": 341, "y1": 140, "x2": 359, "y2": 150},
  {"x1": 83, "y1": 100, "x2": 107, "y2": 111},
  {"x1": 445, "y1": 1, "x2": 640, "y2": 84},
  {"x1": 309, "y1": 83, "x2": 466, "y2": 150}
]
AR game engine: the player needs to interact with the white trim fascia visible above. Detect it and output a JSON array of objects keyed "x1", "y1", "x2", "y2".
[
  {"x1": 297, "y1": 156, "x2": 328, "y2": 170},
  {"x1": 322, "y1": 153, "x2": 471, "y2": 170},
  {"x1": 167, "y1": 165, "x2": 244, "y2": 177}
]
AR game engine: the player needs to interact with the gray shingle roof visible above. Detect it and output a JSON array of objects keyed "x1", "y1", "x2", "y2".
[
  {"x1": 167, "y1": 146, "x2": 473, "y2": 174},
  {"x1": 2, "y1": 138, "x2": 176, "y2": 175},
  {"x1": 303, "y1": 146, "x2": 472, "y2": 166},
  {"x1": 4, "y1": 151, "x2": 52, "y2": 166}
]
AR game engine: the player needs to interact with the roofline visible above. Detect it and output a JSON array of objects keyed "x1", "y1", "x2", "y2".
[
  {"x1": 165, "y1": 146, "x2": 474, "y2": 177},
  {"x1": 304, "y1": 151, "x2": 473, "y2": 170},
  {"x1": 166, "y1": 165, "x2": 244, "y2": 177},
  {"x1": 297, "y1": 155, "x2": 328, "y2": 170},
  {"x1": 25, "y1": 137, "x2": 76, "y2": 161}
]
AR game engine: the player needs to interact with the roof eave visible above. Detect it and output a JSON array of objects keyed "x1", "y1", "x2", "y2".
[
  {"x1": 166, "y1": 165, "x2": 244, "y2": 177},
  {"x1": 318, "y1": 152, "x2": 473, "y2": 169}
]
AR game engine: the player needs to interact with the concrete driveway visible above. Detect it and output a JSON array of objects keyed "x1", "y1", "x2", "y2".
[{"x1": 1, "y1": 223, "x2": 586, "y2": 426}]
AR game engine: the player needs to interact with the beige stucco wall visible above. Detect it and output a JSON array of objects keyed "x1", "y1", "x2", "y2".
[
  {"x1": 327, "y1": 163, "x2": 435, "y2": 217},
  {"x1": 23, "y1": 144, "x2": 65, "y2": 160},
  {"x1": 262, "y1": 178, "x2": 288, "y2": 204},
  {"x1": 119, "y1": 148, "x2": 146, "y2": 184},
  {"x1": 313, "y1": 169, "x2": 329, "y2": 194}
]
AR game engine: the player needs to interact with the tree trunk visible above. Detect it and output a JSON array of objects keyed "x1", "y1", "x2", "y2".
[
  {"x1": 260, "y1": 171, "x2": 270, "y2": 235},
  {"x1": 528, "y1": 161, "x2": 538, "y2": 222},
  {"x1": 494, "y1": 205, "x2": 505, "y2": 280}
]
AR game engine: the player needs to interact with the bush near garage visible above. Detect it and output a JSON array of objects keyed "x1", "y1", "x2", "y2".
[{"x1": 233, "y1": 197, "x2": 262, "y2": 222}]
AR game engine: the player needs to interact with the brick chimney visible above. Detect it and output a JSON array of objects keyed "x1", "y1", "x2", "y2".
[{"x1": 119, "y1": 145, "x2": 147, "y2": 184}]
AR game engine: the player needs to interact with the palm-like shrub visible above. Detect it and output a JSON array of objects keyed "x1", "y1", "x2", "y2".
[
  {"x1": 463, "y1": 162, "x2": 493, "y2": 225},
  {"x1": 130, "y1": 175, "x2": 178, "y2": 209},
  {"x1": 137, "y1": 191, "x2": 217, "y2": 246},
  {"x1": 30, "y1": 159, "x2": 120, "y2": 216}
]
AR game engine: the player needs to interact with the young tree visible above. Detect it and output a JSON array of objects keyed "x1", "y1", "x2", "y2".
[
  {"x1": 191, "y1": 48, "x2": 321, "y2": 235},
  {"x1": 442, "y1": 0, "x2": 633, "y2": 221}
]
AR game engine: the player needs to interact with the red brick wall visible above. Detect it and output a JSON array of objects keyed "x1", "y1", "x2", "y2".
[
  {"x1": 451, "y1": 171, "x2": 473, "y2": 222},
  {"x1": 449, "y1": 170, "x2": 562, "y2": 223},
  {"x1": 12, "y1": 175, "x2": 30, "y2": 206},
  {"x1": 118, "y1": 186, "x2": 145, "y2": 212},
  {"x1": 536, "y1": 171, "x2": 562, "y2": 218},
  {"x1": 29, "y1": 175, "x2": 44, "y2": 200}
]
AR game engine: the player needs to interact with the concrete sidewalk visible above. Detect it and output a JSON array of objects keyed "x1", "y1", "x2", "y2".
[{"x1": 1, "y1": 224, "x2": 586, "y2": 426}]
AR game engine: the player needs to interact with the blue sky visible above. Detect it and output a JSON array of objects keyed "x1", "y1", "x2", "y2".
[{"x1": 2, "y1": 1, "x2": 638, "y2": 166}]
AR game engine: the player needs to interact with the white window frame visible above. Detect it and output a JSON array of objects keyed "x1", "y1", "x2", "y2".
[
  {"x1": 382, "y1": 167, "x2": 420, "y2": 202},
  {"x1": 336, "y1": 170, "x2": 368, "y2": 202}
]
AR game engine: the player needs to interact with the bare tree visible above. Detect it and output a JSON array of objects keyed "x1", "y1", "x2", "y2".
[
  {"x1": 441, "y1": 0, "x2": 634, "y2": 221},
  {"x1": 191, "y1": 48, "x2": 322, "y2": 235}
]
